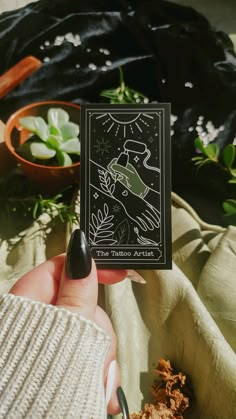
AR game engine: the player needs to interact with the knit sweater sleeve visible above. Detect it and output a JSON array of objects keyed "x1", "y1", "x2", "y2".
[{"x1": 0, "y1": 294, "x2": 111, "y2": 419}]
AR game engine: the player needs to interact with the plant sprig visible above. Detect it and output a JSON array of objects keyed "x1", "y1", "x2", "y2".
[
  {"x1": 32, "y1": 193, "x2": 78, "y2": 224},
  {"x1": 3, "y1": 193, "x2": 78, "y2": 225},
  {"x1": 192, "y1": 138, "x2": 236, "y2": 224},
  {"x1": 0, "y1": 173, "x2": 78, "y2": 226},
  {"x1": 192, "y1": 138, "x2": 219, "y2": 168},
  {"x1": 100, "y1": 67, "x2": 149, "y2": 104}
]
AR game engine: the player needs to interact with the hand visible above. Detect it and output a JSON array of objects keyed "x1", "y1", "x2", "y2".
[
  {"x1": 10, "y1": 230, "x2": 127, "y2": 416},
  {"x1": 108, "y1": 158, "x2": 148, "y2": 198},
  {"x1": 110, "y1": 177, "x2": 160, "y2": 231},
  {"x1": 92, "y1": 160, "x2": 160, "y2": 231}
]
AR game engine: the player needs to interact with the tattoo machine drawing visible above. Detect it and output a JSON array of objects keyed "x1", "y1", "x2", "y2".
[{"x1": 115, "y1": 139, "x2": 160, "y2": 176}]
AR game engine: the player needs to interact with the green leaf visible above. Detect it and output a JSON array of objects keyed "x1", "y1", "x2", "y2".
[
  {"x1": 33, "y1": 201, "x2": 39, "y2": 219},
  {"x1": 60, "y1": 122, "x2": 79, "y2": 140},
  {"x1": 19, "y1": 117, "x2": 36, "y2": 132},
  {"x1": 194, "y1": 137, "x2": 206, "y2": 154},
  {"x1": 229, "y1": 167, "x2": 236, "y2": 177},
  {"x1": 100, "y1": 67, "x2": 148, "y2": 104},
  {"x1": 30, "y1": 142, "x2": 56, "y2": 159},
  {"x1": 47, "y1": 108, "x2": 69, "y2": 128},
  {"x1": 228, "y1": 179, "x2": 236, "y2": 184},
  {"x1": 20, "y1": 116, "x2": 49, "y2": 141},
  {"x1": 194, "y1": 158, "x2": 212, "y2": 168},
  {"x1": 223, "y1": 199, "x2": 236, "y2": 215},
  {"x1": 56, "y1": 150, "x2": 72, "y2": 167},
  {"x1": 192, "y1": 156, "x2": 204, "y2": 162},
  {"x1": 59, "y1": 138, "x2": 80, "y2": 154},
  {"x1": 62, "y1": 152, "x2": 73, "y2": 166},
  {"x1": 50, "y1": 125, "x2": 61, "y2": 136},
  {"x1": 223, "y1": 144, "x2": 235, "y2": 168},
  {"x1": 204, "y1": 143, "x2": 219, "y2": 161},
  {"x1": 46, "y1": 136, "x2": 61, "y2": 149}
]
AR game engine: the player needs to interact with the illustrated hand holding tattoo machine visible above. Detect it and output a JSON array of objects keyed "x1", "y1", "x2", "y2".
[
  {"x1": 80, "y1": 103, "x2": 172, "y2": 269},
  {"x1": 109, "y1": 139, "x2": 160, "y2": 199}
]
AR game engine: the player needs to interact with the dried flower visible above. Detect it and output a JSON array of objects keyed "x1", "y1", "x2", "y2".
[{"x1": 130, "y1": 359, "x2": 190, "y2": 419}]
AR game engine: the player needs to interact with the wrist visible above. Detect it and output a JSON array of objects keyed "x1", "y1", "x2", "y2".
[
  {"x1": 0, "y1": 294, "x2": 110, "y2": 418},
  {"x1": 139, "y1": 186, "x2": 149, "y2": 198}
]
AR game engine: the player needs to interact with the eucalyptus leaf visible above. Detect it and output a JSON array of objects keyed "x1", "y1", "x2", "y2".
[
  {"x1": 47, "y1": 108, "x2": 69, "y2": 128},
  {"x1": 20, "y1": 116, "x2": 49, "y2": 141},
  {"x1": 223, "y1": 144, "x2": 235, "y2": 168},
  {"x1": 59, "y1": 138, "x2": 80, "y2": 154},
  {"x1": 60, "y1": 122, "x2": 80, "y2": 140},
  {"x1": 30, "y1": 142, "x2": 56, "y2": 159}
]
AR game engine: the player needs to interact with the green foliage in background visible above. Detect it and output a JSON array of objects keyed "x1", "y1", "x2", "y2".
[
  {"x1": 0, "y1": 171, "x2": 78, "y2": 228},
  {"x1": 192, "y1": 138, "x2": 236, "y2": 225},
  {"x1": 100, "y1": 67, "x2": 149, "y2": 104}
]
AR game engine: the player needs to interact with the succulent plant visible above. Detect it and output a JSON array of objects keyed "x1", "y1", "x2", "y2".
[{"x1": 18, "y1": 108, "x2": 80, "y2": 167}]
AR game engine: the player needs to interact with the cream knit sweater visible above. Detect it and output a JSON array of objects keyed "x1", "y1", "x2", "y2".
[{"x1": 0, "y1": 294, "x2": 111, "y2": 419}]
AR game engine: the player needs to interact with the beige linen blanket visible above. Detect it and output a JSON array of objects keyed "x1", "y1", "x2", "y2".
[{"x1": 0, "y1": 190, "x2": 235, "y2": 418}]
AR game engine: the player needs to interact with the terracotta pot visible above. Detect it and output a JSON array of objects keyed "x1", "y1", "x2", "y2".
[{"x1": 5, "y1": 101, "x2": 80, "y2": 192}]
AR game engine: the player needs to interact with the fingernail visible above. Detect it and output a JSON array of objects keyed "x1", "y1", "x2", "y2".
[
  {"x1": 116, "y1": 386, "x2": 129, "y2": 419},
  {"x1": 66, "y1": 229, "x2": 92, "y2": 279},
  {"x1": 105, "y1": 360, "x2": 116, "y2": 406},
  {"x1": 127, "y1": 269, "x2": 146, "y2": 284}
]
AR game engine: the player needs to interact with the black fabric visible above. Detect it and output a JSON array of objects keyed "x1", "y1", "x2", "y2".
[{"x1": 0, "y1": 0, "x2": 236, "y2": 222}]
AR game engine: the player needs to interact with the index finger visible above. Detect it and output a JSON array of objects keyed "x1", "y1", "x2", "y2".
[
  {"x1": 111, "y1": 163, "x2": 133, "y2": 178},
  {"x1": 9, "y1": 255, "x2": 128, "y2": 304},
  {"x1": 98, "y1": 270, "x2": 127, "y2": 284}
]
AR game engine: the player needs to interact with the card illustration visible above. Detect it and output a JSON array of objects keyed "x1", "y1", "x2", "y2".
[{"x1": 80, "y1": 104, "x2": 171, "y2": 269}]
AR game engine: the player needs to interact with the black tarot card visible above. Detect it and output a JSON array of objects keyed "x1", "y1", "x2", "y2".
[{"x1": 80, "y1": 104, "x2": 171, "y2": 269}]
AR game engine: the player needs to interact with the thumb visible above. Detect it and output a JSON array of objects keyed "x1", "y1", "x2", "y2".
[{"x1": 56, "y1": 229, "x2": 98, "y2": 320}]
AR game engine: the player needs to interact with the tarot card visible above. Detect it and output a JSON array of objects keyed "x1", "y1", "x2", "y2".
[{"x1": 80, "y1": 104, "x2": 171, "y2": 269}]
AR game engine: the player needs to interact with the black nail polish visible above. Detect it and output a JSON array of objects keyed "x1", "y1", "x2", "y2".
[
  {"x1": 66, "y1": 229, "x2": 92, "y2": 279},
  {"x1": 116, "y1": 387, "x2": 129, "y2": 419}
]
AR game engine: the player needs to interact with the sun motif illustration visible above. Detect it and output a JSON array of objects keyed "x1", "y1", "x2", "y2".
[
  {"x1": 94, "y1": 137, "x2": 111, "y2": 155},
  {"x1": 95, "y1": 112, "x2": 154, "y2": 137}
]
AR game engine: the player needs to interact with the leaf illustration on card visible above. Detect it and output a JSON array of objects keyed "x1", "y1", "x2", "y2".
[
  {"x1": 98, "y1": 169, "x2": 115, "y2": 195},
  {"x1": 113, "y1": 219, "x2": 130, "y2": 244},
  {"x1": 134, "y1": 227, "x2": 159, "y2": 246},
  {"x1": 90, "y1": 203, "x2": 117, "y2": 245},
  {"x1": 81, "y1": 104, "x2": 172, "y2": 269}
]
